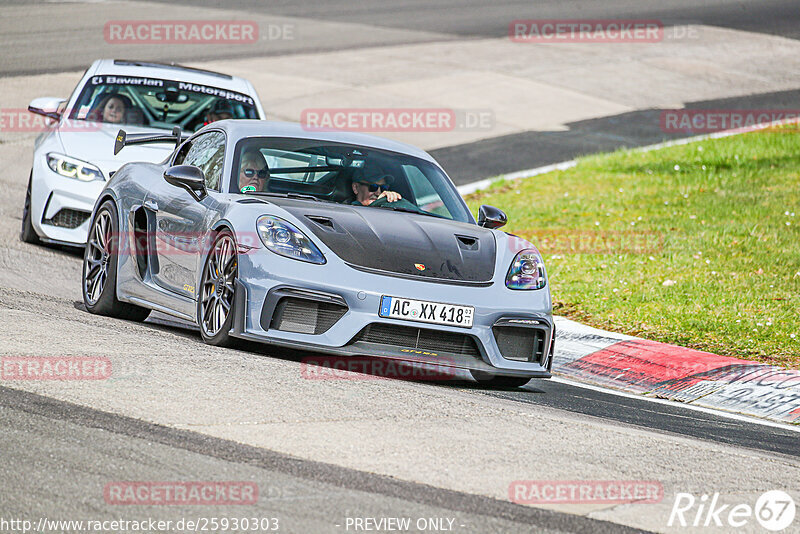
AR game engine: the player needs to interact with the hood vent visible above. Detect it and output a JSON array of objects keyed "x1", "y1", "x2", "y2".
[
  {"x1": 455, "y1": 235, "x2": 479, "y2": 251},
  {"x1": 305, "y1": 215, "x2": 336, "y2": 231},
  {"x1": 237, "y1": 198, "x2": 269, "y2": 205}
]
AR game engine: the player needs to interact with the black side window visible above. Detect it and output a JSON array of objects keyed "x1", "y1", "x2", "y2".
[
  {"x1": 180, "y1": 131, "x2": 226, "y2": 191},
  {"x1": 173, "y1": 140, "x2": 192, "y2": 165}
]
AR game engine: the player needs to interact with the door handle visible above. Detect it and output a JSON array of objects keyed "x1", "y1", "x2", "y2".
[{"x1": 144, "y1": 199, "x2": 159, "y2": 212}]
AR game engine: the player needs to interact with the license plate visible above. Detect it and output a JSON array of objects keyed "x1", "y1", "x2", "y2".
[{"x1": 379, "y1": 296, "x2": 474, "y2": 328}]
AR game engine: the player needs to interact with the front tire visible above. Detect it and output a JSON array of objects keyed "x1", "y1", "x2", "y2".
[
  {"x1": 82, "y1": 200, "x2": 150, "y2": 322},
  {"x1": 470, "y1": 370, "x2": 531, "y2": 388},
  {"x1": 20, "y1": 172, "x2": 42, "y2": 245},
  {"x1": 198, "y1": 229, "x2": 238, "y2": 347}
]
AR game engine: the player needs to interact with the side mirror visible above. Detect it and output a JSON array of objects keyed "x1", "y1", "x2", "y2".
[
  {"x1": 28, "y1": 97, "x2": 66, "y2": 122},
  {"x1": 164, "y1": 165, "x2": 207, "y2": 201},
  {"x1": 477, "y1": 204, "x2": 507, "y2": 229}
]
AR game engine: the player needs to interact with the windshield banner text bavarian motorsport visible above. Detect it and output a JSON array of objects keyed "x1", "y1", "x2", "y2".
[{"x1": 89, "y1": 76, "x2": 256, "y2": 106}]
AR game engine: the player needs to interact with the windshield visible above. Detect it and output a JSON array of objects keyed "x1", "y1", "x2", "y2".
[
  {"x1": 231, "y1": 137, "x2": 472, "y2": 223},
  {"x1": 68, "y1": 75, "x2": 260, "y2": 132}
]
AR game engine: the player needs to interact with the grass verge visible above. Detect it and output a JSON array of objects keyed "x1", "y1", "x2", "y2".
[{"x1": 466, "y1": 127, "x2": 800, "y2": 368}]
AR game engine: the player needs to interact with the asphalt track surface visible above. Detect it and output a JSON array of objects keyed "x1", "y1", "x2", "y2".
[
  {"x1": 0, "y1": 386, "x2": 641, "y2": 534},
  {"x1": 3, "y1": 0, "x2": 800, "y2": 77},
  {"x1": 0, "y1": 280, "x2": 797, "y2": 532},
  {"x1": 2, "y1": 2, "x2": 800, "y2": 533},
  {"x1": 146, "y1": 0, "x2": 800, "y2": 41},
  {"x1": 1, "y1": 334, "x2": 797, "y2": 532},
  {"x1": 479, "y1": 380, "x2": 800, "y2": 458},
  {"x1": 3, "y1": 1, "x2": 800, "y2": 181},
  {"x1": 434, "y1": 89, "x2": 800, "y2": 184}
]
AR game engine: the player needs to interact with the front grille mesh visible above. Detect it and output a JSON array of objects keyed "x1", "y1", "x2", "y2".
[
  {"x1": 272, "y1": 297, "x2": 347, "y2": 335},
  {"x1": 354, "y1": 323, "x2": 481, "y2": 357},
  {"x1": 493, "y1": 326, "x2": 547, "y2": 363},
  {"x1": 44, "y1": 208, "x2": 90, "y2": 229}
]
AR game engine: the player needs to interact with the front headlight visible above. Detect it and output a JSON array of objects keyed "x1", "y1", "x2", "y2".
[
  {"x1": 46, "y1": 153, "x2": 104, "y2": 182},
  {"x1": 506, "y1": 249, "x2": 547, "y2": 290},
  {"x1": 256, "y1": 216, "x2": 326, "y2": 264}
]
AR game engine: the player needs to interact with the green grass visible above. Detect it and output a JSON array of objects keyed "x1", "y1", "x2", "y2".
[{"x1": 466, "y1": 128, "x2": 800, "y2": 368}]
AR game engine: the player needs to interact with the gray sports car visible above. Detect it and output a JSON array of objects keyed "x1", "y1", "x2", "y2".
[{"x1": 82, "y1": 120, "x2": 553, "y2": 387}]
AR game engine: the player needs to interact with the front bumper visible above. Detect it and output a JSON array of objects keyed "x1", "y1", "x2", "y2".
[
  {"x1": 230, "y1": 251, "x2": 554, "y2": 378},
  {"x1": 30, "y1": 157, "x2": 108, "y2": 246}
]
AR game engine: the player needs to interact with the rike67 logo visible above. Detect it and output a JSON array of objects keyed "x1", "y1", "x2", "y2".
[{"x1": 669, "y1": 490, "x2": 795, "y2": 531}]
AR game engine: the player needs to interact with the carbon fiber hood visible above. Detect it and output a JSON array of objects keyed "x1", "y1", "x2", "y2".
[{"x1": 273, "y1": 199, "x2": 496, "y2": 283}]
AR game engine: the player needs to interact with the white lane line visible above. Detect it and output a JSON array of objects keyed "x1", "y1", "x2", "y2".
[
  {"x1": 456, "y1": 116, "x2": 800, "y2": 196},
  {"x1": 456, "y1": 160, "x2": 577, "y2": 196},
  {"x1": 549, "y1": 376, "x2": 800, "y2": 433}
]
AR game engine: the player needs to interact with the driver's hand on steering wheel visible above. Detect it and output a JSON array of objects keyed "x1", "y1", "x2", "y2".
[{"x1": 377, "y1": 190, "x2": 402, "y2": 203}]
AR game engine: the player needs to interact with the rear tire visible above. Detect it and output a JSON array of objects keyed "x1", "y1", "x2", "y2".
[
  {"x1": 470, "y1": 370, "x2": 531, "y2": 388},
  {"x1": 82, "y1": 200, "x2": 150, "y2": 322},
  {"x1": 198, "y1": 229, "x2": 238, "y2": 347},
  {"x1": 20, "y1": 172, "x2": 42, "y2": 245}
]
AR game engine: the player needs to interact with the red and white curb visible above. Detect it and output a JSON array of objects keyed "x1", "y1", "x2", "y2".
[
  {"x1": 456, "y1": 118, "x2": 800, "y2": 426},
  {"x1": 553, "y1": 317, "x2": 800, "y2": 425}
]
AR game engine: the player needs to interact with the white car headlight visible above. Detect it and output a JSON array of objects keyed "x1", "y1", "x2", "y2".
[
  {"x1": 256, "y1": 215, "x2": 326, "y2": 264},
  {"x1": 506, "y1": 249, "x2": 547, "y2": 290},
  {"x1": 46, "y1": 153, "x2": 104, "y2": 182}
]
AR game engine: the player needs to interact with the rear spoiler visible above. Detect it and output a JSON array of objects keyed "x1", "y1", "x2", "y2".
[{"x1": 113, "y1": 126, "x2": 189, "y2": 155}]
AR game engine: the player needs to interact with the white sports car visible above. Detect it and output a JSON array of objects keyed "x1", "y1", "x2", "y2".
[{"x1": 21, "y1": 59, "x2": 266, "y2": 247}]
